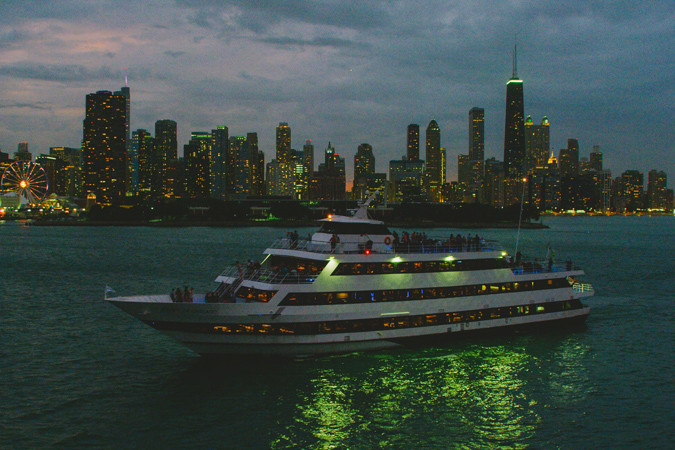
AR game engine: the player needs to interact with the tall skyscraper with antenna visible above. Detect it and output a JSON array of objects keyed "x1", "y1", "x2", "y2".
[
  {"x1": 504, "y1": 45, "x2": 524, "y2": 179},
  {"x1": 115, "y1": 73, "x2": 131, "y2": 193}
]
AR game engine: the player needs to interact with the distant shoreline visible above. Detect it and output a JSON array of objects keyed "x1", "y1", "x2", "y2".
[
  {"x1": 27, "y1": 218, "x2": 548, "y2": 229},
  {"x1": 12, "y1": 212, "x2": 673, "y2": 228}
]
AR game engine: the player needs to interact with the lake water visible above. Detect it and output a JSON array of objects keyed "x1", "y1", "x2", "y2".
[{"x1": 1, "y1": 216, "x2": 673, "y2": 448}]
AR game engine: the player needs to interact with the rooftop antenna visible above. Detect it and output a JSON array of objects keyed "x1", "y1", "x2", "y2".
[
  {"x1": 512, "y1": 40, "x2": 518, "y2": 78},
  {"x1": 124, "y1": 67, "x2": 128, "y2": 86}
]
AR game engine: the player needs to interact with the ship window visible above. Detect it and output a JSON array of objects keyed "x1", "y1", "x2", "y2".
[
  {"x1": 149, "y1": 298, "x2": 586, "y2": 337},
  {"x1": 235, "y1": 286, "x2": 277, "y2": 302},
  {"x1": 332, "y1": 258, "x2": 509, "y2": 276},
  {"x1": 263, "y1": 256, "x2": 327, "y2": 276},
  {"x1": 279, "y1": 277, "x2": 572, "y2": 306}
]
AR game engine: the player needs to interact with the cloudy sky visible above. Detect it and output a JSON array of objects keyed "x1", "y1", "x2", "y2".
[{"x1": 1, "y1": 0, "x2": 673, "y2": 183}]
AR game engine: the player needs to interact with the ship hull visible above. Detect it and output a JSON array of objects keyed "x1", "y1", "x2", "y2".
[{"x1": 108, "y1": 297, "x2": 589, "y2": 357}]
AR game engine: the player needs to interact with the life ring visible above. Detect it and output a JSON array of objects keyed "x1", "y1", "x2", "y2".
[{"x1": 384, "y1": 236, "x2": 392, "y2": 245}]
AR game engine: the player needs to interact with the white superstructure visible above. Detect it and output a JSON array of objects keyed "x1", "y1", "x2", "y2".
[{"x1": 107, "y1": 206, "x2": 593, "y2": 357}]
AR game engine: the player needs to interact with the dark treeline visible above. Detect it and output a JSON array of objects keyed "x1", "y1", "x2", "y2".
[{"x1": 75, "y1": 198, "x2": 541, "y2": 227}]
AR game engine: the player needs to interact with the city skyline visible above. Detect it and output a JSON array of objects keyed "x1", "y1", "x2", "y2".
[{"x1": 0, "y1": 1, "x2": 673, "y2": 182}]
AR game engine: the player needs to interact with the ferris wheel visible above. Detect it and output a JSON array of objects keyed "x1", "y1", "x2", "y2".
[{"x1": 1, "y1": 160, "x2": 49, "y2": 204}]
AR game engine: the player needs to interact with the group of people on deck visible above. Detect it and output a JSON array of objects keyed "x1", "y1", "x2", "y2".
[
  {"x1": 441, "y1": 233, "x2": 484, "y2": 252},
  {"x1": 391, "y1": 231, "x2": 485, "y2": 252},
  {"x1": 170, "y1": 286, "x2": 194, "y2": 302}
]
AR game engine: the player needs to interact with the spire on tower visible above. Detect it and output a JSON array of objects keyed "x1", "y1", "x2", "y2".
[
  {"x1": 124, "y1": 67, "x2": 128, "y2": 87},
  {"x1": 512, "y1": 43, "x2": 518, "y2": 79}
]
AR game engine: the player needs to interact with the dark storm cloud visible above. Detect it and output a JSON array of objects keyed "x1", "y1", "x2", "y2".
[
  {"x1": 255, "y1": 35, "x2": 360, "y2": 49},
  {"x1": 175, "y1": 0, "x2": 389, "y2": 31},
  {"x1": 0, "y1": 62, "x2": 161, "y2": 84},
  {"x1": 0, "y1": 102, "x2": 49, "y2": 111},
  {"x1": 0, "y1": 63, "x2": 118, "y2": 82},
  {"x1": 0, "y1": 0, "x2": 145, "y2": 26}
]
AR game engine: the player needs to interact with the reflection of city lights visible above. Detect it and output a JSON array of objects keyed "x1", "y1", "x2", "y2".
[{"x1": 269, "y1": 337, "x2": 592, "y2": 448}]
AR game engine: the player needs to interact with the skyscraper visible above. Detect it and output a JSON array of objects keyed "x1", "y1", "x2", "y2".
[
  {"x1": 354, "y1": 143, "x2": 375, "y2": 182},
  {"x1": 49, "y1": 146, "x2": 82, "y2": 197},
  {"x1": 211, "y1": 126, "x2": 229, "y2": 200},
  {"x1": 114, "y1": 85, "x2": 131, "y2": 192},
  {"x1": 484, "y1": 157, "x2": 505, "y2": 207},
  {"x1": 16, "y1": 142, "x2": 31, "y2": 161},
  {"x1": 647, "y1": 170, "x2": 668, "y2": 210},
  {"x1": 155, "y1": 119, "x2": 177, "y2": 198},
  {"x1": 132, "y1": 129, "x2": 155, "y2": 198},
  {"x1": 425, "y1": 120, "x2": 442, "y2": 201},
  {"x1": 82, "y1": 90, "x2": 127, "y2": 204},
  {"x1": 229, "y1": 136, "x2": 252, "y2": 198},
  {"x1": 407, "y1": 124, "x2": 420, "y2": 161},
  {"x1": 524, "y1": 116, "x2": 550, "y2": 171},
  {"x1": 468, "y1": 107, "x2": 485, "y2": 193},
  {"x1": 309, "y1": 142, "x2": 345, "y2": 200},
  {"x1": 619, "y1": 170, "x2": 644, "y2": 212},
  {"x1": 276, "y1": 122, "x2": 291, "y2": 163},
  {"x1": 303, "y1": 139, "x2": 314, "y2": 174},
  {"x1": 247, "y1": 132, "x2": 265, "y2": 196},
  {"x1": 457, "y1": 153, "x2": 470, "y2": 185},
  {"x1": 504, "y1": 46, "x2": 525, "y2": 179},
  {"x1": 184, "y1": 131, "x2": 211, "y2": 199},
  {"x1": 275, "y1": 122, "x2": 293, "y2": 196},
  {"x1": 354, "y1": 143, "x2": 375, "y2": 201},
  {"x1": 468, "y1": 107, "x2": 484, "y2": 163},
  {"x1": 590, "y1": 145, "x2": 603, "y2": 172},
  {"x1": 389, "y1": 158, "x2": 426, "y2": 202},
  {"x1": 559, "y1": 139, "x2": 579, "y2": 177}
]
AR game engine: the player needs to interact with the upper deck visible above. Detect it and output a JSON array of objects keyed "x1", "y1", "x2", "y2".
[{"x1": 267, "y1": 235, "x2": 503, "y2": 256}]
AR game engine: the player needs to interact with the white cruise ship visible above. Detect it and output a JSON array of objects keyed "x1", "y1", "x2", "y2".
[{"x1": 107, "y1": 203, "x2": 594, "y2": 357}]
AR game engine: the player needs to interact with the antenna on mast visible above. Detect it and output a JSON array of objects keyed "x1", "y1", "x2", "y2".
[
  {"x1": 512, "y1": 41, "x2": 518, "y2": 78},
  {"x1": 124, "y1": 67, "x2": 128, "y2": 86}
]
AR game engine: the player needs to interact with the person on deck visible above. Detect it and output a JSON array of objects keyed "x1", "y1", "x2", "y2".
[{"x1": 546, "y1": 245, "x2": 554, "y2": 271}]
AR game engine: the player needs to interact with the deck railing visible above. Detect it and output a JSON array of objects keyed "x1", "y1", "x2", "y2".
[
  {"x1": 269, "y1": 237, "x2": 502, "y2": 255},
  {"x1": 573, "y1": 282, "x2": 594, "y2": 293},
  {"x1": 511, "y1": 258, "x2": 580, "y2": 275},
  {"x1": 218, "y1": 265, "x2": 320, "y2": 284}
]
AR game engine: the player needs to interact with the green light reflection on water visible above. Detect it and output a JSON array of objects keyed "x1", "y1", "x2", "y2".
[
  {"x1": 297, "y1": 368, "x2": 359, "y2": 447},
  {"x1": 270, "y1": 336, "x2": 591, "y2": 448}
]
